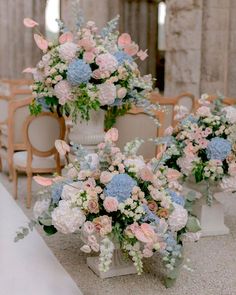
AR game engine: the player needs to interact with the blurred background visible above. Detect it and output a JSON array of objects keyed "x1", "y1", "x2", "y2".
[{"x1": 0, "y1": 0, "x2": 235, "y2": 97}]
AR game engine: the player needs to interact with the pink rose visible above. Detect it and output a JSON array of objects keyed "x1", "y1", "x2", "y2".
[
  {"x1": 139, "y1": 167, "x2": 154, "y2": 182},
  {"x1": 83, "y1": 51, "x2": 95, "y2": 63},
  {"x1": 87, "y1": 199, "x2": 99, "y2": 214},
  {"x1": 229, "y1": 163, "x2": 236, "y2": 176},
  {"x1": 196, "y1": 106, "x2": 212, "y2": 117},
  {"x1": 118, "y1": 33, "x2": 132, "y2": 47},
  {"x1": 100, "y1": 171, "x2": 113, "y2": 184},
  {"x1": 148, "y1": 201, "x2": 158, "y2": 212},
  {"x1": 23, "y1": 18, "x2": 38, "y2": 28},
  {"x1": 94, "y1": 215, "x2": 112, "y2": 236},
  {"x1": 105, "y1": 128, "x2": 119, "y2": 142},
  {"x1": 103, "y1": 197, "x2": 118, "y2": 213},
  {"x1": 143, "y1": 247, "x2": 153, "y2": 258},
  {"x1": 78, "y1": 38, "x2": 95, "y2": 51},
  {"x1": 117, "y1": 87, "x2": 127, "y2": 99},
  {"x1": 166, "y1": 168, "x2": 182, "y2": 182},
  {"x1": 83, "y1": 221, "x2": 95, "y2": 235}
]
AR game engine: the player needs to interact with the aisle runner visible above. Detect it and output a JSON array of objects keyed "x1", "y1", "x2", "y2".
[{"x1": 0, "y1": 183, "x2": 83, "y2": 295}]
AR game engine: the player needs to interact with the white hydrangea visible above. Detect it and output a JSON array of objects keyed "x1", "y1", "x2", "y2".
[
  {"x1": 182, "y1": 231, "x2": 201, "y2": 242},
  {"x1": 33, "y1": 198, "x2": 51, "y2": 219},
  {"x1": 51, "y1": 200, "x2": 86, "y2": 234},
  {"x1": 97, "y1": 82, "x2": 116, "y2": 106},
  {"x1": 168, "y1": 203, "x2": 188, "y2": 232},
  {"x1": 222, "y1": 106, "x2": 236, "y2": 124},
  {"x1": 58, "y1": 42, "x2": 78, "y2": 62}
]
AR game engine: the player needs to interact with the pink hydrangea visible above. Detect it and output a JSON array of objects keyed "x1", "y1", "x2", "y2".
[
  {"x1": 168, "y1": 203, "x2": 188, "y2": 231},
  {"x1": 177, "y1": 155, "x2": 197, "y2": 175},
  {"x1": 196, "y1": 106, "x2": 212, "y2": 117},
  {"x1": 97, "y1": 82, "x2": 116, "y2": 105},
  {"x1": 96, "y1": 53, "x2": 118, "y2": 73},
  {"x1": 58, "y1": 42, "x2": 78, "y2": 62},
  {"x1": 54, "y1": 80, "x2": 73, "y2": 105}
]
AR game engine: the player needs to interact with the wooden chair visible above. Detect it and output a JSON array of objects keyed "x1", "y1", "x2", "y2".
[
  {"x1": 114, "y1": 105, "x2": 165, "y2": 160},
  {"x1": 0, "y1": 95, "x2": 32, "y2": 179},
  {"x1": 150, "y1": 92, "x2": 196, "y2": 127},
  {"x1": 13, "y1": 112, "x2": 66, "y2": 208},
  {"x1": 0, "y1": 79, "x2": 32, "y2": 95},
  {"x1": 194, "y1": 95, "x2": 236, "y2": 109}
]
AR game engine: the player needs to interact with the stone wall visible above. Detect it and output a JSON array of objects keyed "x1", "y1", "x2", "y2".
[{"x1": 165, "y1": 0, "x2": 236, "y2": 98}]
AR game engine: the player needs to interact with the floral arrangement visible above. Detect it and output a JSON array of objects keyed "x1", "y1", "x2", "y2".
[
  {"x1": 16, "y1": 128, "x2": 201, "y2": 287},
  {"x1": 23, "y1": 17, "x2": 155, "y2": 128},
  {"x1": 163, "y1": 94, "x2": 236, "y2": 204}
]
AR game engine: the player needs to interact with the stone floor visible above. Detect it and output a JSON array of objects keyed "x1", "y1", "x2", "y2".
[{"x1": 1, "y1": 165, "x2": 236, "y2": 295}]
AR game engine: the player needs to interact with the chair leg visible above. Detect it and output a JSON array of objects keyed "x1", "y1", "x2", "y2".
[
  {"x1": 0, "y1": 156, "x2": 2, "y2": 172},
  {"x1": 26, "y1": 172, "x2": 32, "y2": 209},
  {"x1": 13, "y1": 168, "x2": 18, "y2": 200},
  {"x1": 8, "y1": 161, "x2": 13, "y2": 181}
]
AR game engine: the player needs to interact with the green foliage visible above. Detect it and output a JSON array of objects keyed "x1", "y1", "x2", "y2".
[
  {"x1": 43, "y1": 225, "x2": 57, "y2": 236},
  {"x1": 29, "y1": 100, "x2": 42, "y2": 116},
  {"x1": 14, "y1": 220, "x2": 37, "y2": 242},
  {"x1": 186, "y1": 216, "x2": 201, "y2": 233},
  {"x1": 104, "y1": 103, "x2": 132, "y2": 130},
  {"x1": 193, "y1": 162, "x2": 205, "y2": 183}
]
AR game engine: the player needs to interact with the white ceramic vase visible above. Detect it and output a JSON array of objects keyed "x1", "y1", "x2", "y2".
[
  {"x1": 68, "y1": 109, "x2": 105, "y2": 152},
  {"x1": 185, "y1": 178, "x2": 229, "y2": 237},
  {"x1": 87, "y1": 243, "x2": 137, "y2": 279}
]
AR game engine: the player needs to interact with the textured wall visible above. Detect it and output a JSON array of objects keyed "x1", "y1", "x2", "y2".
[
  {"x1": 0, "y1": 0, "x2": 46, "y2": 79},
  {"x1": 165, "y1": 0, "x2": 236, "y2": 98}
]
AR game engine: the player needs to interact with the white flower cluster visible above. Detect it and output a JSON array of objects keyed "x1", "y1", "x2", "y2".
[
  {"x1": 98, "y1": 237, "x2": 114, "y2": 272},
  {"x1": 118, "y1": 197, "x2": 144, "y2": 221}
]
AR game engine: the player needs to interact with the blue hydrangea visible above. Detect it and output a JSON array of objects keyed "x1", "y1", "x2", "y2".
[
  {"x1": 181, "y1": 114, "x2": 198, "y2": 126},
  {"x1": 206, "y1": 137, "x2": 231, "y2": 161},
  {"x1": 67, "y1": 59, "x2": 92, "y2": 85},
  {"x1": 167, "y1": 190, "x2": 185, "y2": 207},
  {"x1": 104, "y1": 173, "x2": 137, "y2": 203},
  {"x1": 51, "y1": 180, "x2": 71, "y2": 204},
  {"x1": 114, "y1": 51, "x2": 133, "y2": 65},
  {"x1": 142, "y1": 204, "x2": 160, "y2": 225}
]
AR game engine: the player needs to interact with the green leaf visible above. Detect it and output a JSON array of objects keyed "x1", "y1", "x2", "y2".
[
  {"x1": 43, "y1": 225, "x2": 57, "y2": 236},
  {"x1": 38, "y1": 216, "x2": 52, "y2": 226},
  {"x1": 186, "y1": 191, "x2": 197, "y2": 202},
  {"x1": 186, "y1": 216, "x2": 201, "y2": 233}
]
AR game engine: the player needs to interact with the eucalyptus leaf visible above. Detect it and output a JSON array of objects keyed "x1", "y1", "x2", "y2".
[{"x1": 186, "y1": 216, "x2": 201, "y2": 233}]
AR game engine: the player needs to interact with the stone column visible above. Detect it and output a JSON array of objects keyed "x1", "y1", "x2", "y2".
[{"x1": 164, "y1": 0, "x2": 203, "y2": 97}]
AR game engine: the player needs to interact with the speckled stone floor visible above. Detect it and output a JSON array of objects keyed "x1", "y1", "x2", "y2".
[{"x1": 1, "y1": 164, "x2": 236, "y2": 295}]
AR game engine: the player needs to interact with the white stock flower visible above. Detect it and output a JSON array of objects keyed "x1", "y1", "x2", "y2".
[{"x1": 51, "y1": 200, "x2": 86, "y2": 234}]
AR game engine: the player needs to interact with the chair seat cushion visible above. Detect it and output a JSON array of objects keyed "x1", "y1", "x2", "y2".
[{"x1": 13, "y1": 151, "x2": 65, "y2": 170}]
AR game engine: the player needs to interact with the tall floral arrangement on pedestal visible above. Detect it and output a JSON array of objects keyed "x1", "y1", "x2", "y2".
[
  {"x1": 16, "y1": 128, "x2": 201, "y2": 287},
  {"x1": 23, "y1": 16, "x2": 156, "y2": 128},
  {"x1": 162, "y1": 95, "x2": 236, "y2": 204}
]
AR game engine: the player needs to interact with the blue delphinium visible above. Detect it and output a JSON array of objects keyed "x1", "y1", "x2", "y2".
[
  {"x1": 206, "y1": 137, "x2": 231, "y2": 161},
  {"x1": 181, "y1": 114, "x2": 198, "y2": 126},
  {"x1": 114, "y1": 51, "x2": 133, "y2": 65},
  {"x1": 142, "y1": 204, "x2": 160, "y2": 225},
  {"x1": 67, "y1": 59, "x2": 92, "y2": 86},
  {"x1": 104, "y1": 173, "x2": 137, "y2": 203},
  {"x1": 167, "y1": 190, "x2": 185, "y2": 207}
]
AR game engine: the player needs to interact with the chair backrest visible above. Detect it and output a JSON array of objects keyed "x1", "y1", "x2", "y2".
[
  {"x1": 150, "y1": 92, "x2": 196, "y2": 128},
  {"x1": 24, "y1": 113, "x2": 65, "y2": 158},
  {"x1": 114, "y1": 106, "x2": 165, "y2": 160},
  {"x1": 8, "y1": 96, "x2": 32, "y2": 151},
  {"x1": 194, "y1": 95, "x2": 236, "y2": 109},
  {"x1": 0, "y1": 79, "x2": 32, "y2": 95}
]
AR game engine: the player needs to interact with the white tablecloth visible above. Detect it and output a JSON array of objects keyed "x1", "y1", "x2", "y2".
[{"x1": 0, "y1": 183, "x2": 83, "y2": 295}]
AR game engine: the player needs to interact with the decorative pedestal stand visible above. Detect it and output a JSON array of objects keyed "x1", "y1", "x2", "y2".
[
  {"x1": 87, "y1": 248, "x2": 137, "y2": 279},
  {"x1": 184, "y1": 181, "x2": 229, "y2": 237},
  {"x1": 68, "y1": 109, "x2": 105, "y2": 152}
]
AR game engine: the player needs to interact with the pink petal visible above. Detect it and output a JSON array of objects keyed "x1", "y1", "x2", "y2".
[
  {"x1": 23, "y1": 18, "x2": 39, "y2": 28},
  {"x1": 33, "y1": 176, "x2": 53, "y2": 186},
  {"x1": 137, "y1": 49, "x2": 148, "y2": 61},
  {"x1": 55, "y1": 140, "x2": 70, "y2": 156},
  {"x1": 34, "y1": 34, "x2": 48, "y2": 52},
  {"x1": 59, "y1": 32, "x2": 74, "y2": 44},
  {"x1": 22, "y1": 67, "x2": 36, "y2": 74},
  {"x1": 124, "y1": 43, "x2": 139, "y2": 56},
  {"x1": 118, "y1": 33, "x2": 132, "y2": 47}
]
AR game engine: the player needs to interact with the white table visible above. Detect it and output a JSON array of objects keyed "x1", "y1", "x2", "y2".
[{"x1": 0, "y1": 183, "x2": 83, "y2": 295}]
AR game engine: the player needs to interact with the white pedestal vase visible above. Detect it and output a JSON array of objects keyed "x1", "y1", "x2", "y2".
[
  {"x1": 185, "y1": 179, "x2": 229, "y2": 237},
  {"x1": 68, "y1": 109, "x2": 105, "y2": 152},
  {"x1": 87, "y1": 242, "x2": 137, "y2": 279}
]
